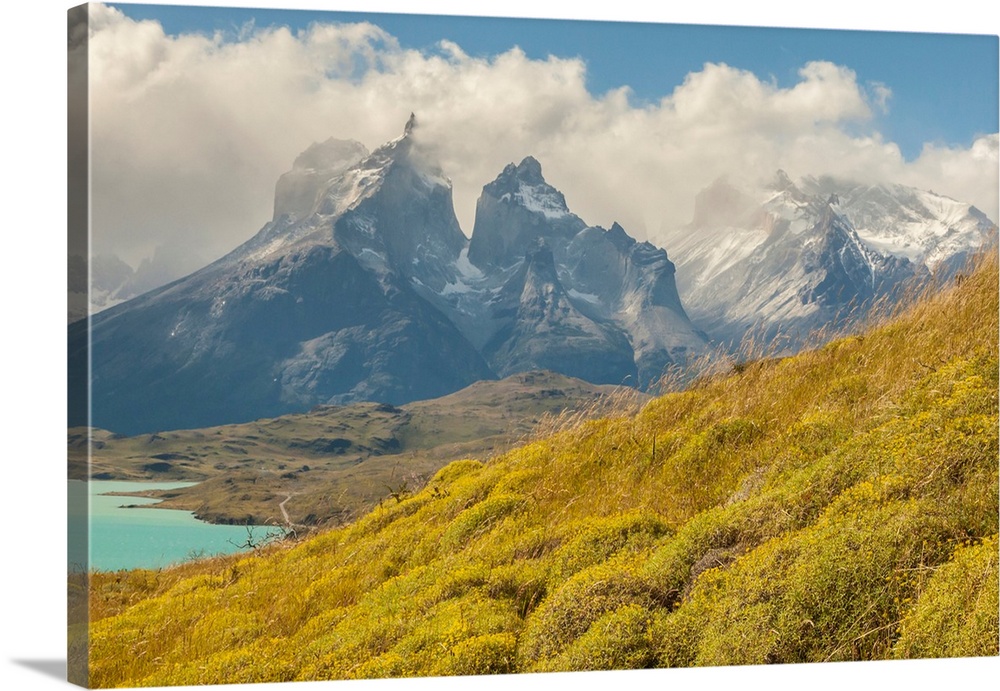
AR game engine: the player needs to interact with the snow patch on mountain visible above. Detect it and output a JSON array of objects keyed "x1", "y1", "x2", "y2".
[
  {"x1": 682, "y1": 226, "x2": 768, "y2": 289},
  {"x1": 455, "y1": 247, "x2": 484, "y2": 280},
  {"x1": 514, "y1": 184, "x2": 570, "y2": 219},
  {"x1": 567, "y1": 288, "x2": 601, "y2": 304},
  {"x1": 272, "y1": 137, "x2": 369, "y2": 221}
]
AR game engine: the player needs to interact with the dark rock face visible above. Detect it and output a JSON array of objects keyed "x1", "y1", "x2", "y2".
[
  {"x1": 468, "y1": 157, "x2": 586, "y2": 269},
  {"x1": 76, "y1": 125, "x2": 707, "y2": 435},
  {"x1": 800, "y1": 208, "x2": 916, "y2": 310},
  {"x1": 328, "y1": 134, "x2": 467, "y2": 278},
  {"x1": 483, "y1": 242, "x2": 638, "y2": 384},
  {"x1": 467, "y1": 159, "x2": 708, "y2": 388}
]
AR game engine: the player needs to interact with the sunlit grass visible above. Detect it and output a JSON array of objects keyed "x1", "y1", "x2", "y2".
[{"x1": 88, "y1": 249, "x2": 998, "y2": 686}]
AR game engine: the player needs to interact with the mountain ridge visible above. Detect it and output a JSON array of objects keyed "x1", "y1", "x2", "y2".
[
  {"x1": 671, "y1": 170, "x2": 995, "y2": 348},
  {"x1": 75, "y1": 118, "x2": 706, "y2": 435},
  {"x1": 74, "y1": 120, "x2": 996, "y2": 434}
]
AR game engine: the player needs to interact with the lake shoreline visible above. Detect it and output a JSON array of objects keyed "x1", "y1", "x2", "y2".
[{"x1": 74, "y1": 479, "x2": 286, "y2": 571}]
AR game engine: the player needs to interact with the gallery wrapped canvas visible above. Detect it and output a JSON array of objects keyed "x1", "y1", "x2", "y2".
[{"x1": 66, "y1": 2, "x2": 998, "y2": 689}]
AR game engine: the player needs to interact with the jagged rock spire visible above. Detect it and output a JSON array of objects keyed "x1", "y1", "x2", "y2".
[{"x1": 404, "y1": 112, "x2": 417, "y2": 135}]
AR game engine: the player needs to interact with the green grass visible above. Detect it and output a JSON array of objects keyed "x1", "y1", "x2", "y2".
[{"x1": 87, "y1": 250, "x2": 998, "y2": 686}]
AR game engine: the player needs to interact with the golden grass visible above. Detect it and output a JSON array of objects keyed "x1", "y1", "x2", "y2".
[{"x1": 87, "y1": 248, "x2": 998, "y2": 686}]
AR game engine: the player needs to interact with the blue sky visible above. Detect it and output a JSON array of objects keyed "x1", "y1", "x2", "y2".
[{"x1": 111, "y1": 1, "x2": 997, "y2": 161}]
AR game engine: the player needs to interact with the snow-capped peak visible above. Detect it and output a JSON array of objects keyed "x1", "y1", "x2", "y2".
[
  {"x1": 311, "y1": 115, "x2": 452, "y2": 218},
  {"x1": 798, "y1": 174, "x2": 997, "y2": 268},
  {"x1": 493, "y1": 157, "x2": 571, "y2": 219},
  {"x1": 670, "y1": 169, "x2": 996, "y2": 352},
  {"x1": 514, "y1": 184, "x2": 570, "y2": 220}
]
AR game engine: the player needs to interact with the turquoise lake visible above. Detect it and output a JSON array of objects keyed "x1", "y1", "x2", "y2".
[{"x1": 70, "y1": 479, "x2": 282, "y2": 572}]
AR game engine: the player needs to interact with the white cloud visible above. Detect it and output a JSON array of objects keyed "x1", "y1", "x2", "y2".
[
  {"x1": 869, "y1": 82, "x2": 893, "y2": 114},
  {"x1": 901, "y1": 134, "x2": 999, "y2": 211},
  {"x1": 85, "y1": 3, "x2": 999, "y2": 278}
]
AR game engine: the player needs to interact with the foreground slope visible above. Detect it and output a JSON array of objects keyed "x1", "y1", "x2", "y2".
[{"x1": 87, "y1": 251, "x2": 998, "y2": 686}]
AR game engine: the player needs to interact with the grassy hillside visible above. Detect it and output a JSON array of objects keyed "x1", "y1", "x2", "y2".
[
  {"x1": 85, "y1": 251, "x2": 998, "y2": 686},
  {"x1": 71, "y1": 371, "x2": 640, "y2": 526}
]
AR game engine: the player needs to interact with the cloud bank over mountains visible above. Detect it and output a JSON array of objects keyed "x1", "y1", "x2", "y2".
[{"x1": 81, "y1": 3, "x2": 998, "y2": 279}]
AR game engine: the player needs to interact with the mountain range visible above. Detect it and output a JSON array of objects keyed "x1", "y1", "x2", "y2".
[
  {"x1": 670, "y1": 171, "x2": 995, "y2": 348},
  {"x1": 72, "y1": 116, "x2": 707, "y2": 435},
  {"x1": 71, "y1": 117, "x2": 995, "y2": 435}
]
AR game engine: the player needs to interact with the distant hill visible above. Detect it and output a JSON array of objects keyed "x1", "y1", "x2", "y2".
[
  {"x1": 73, "y1": 370, "x2": 645, "y2": 526},
  {"x1": 85, "y1": 248, "x2": 997, "y2": 685}
]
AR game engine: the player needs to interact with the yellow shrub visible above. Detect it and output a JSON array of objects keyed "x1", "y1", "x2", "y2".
[
  {"x1": 542, "y1": 603, "x2": 655, "y2": 672},
  {"x1": 894, "y1": 535, "x2": 999, "y2": 659},
  {"x1": 519, "y1": 552, "x2": 667, "y2": 667},
  {"x1": 439, "y1": 494, "x2": 527, "y2": 552},
  {"x1": 433, "y1": 632, "x2": 518, "y2": 676}
]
